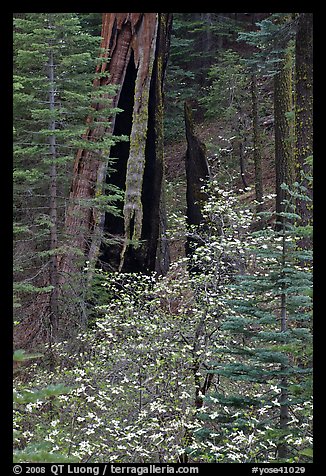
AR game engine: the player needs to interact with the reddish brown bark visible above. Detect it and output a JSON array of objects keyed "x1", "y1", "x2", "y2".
[
  {"x1": 14, "y1": 14, "x2": 172, "y2": 347},
  {"x1": 60, "y1": 15, "x2": 148, "y2": 274},
  {"x1": 60, "y1": 13, "x2": 172, "y2": 280}
]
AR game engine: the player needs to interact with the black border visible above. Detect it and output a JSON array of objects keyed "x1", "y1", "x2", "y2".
[{"x1": 7, "y1": 5, "x2": 322, "y2": 474}]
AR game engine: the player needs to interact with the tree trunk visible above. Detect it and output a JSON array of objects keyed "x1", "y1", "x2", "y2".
[
  {"x1": 184, "y1": 100, "x2": 210, "y2": 264},
  {"x1": 239, "y1": 140, "x2": 248, "y2": 190},
  {"x1": 295, "y1": 13, "x2": 313, "y2": 230},
  {"x1": 251, "y1": 74, "x2": 264, "y2": 215},
  {"x1": 278, "y1": 225, "x2": 290, "y2": 460},
  {"x1": 274, "y1": 47, "x2": 294, "y2": 229},
  {"x1": 60, "y1": 13, "x2": 172, "y2": 285},
  {"x1": 184, "y1": 100, "x2": 209, "y2": 227},
  {"x1": 238, "y1": 114, "x2": 248, "y2": 190},
  {"x1": 14, "y1": 13, "x2": 172, "y2": 345},
  {"x1": 48, "y1": 46, "x2": 59, "y2": 339}
]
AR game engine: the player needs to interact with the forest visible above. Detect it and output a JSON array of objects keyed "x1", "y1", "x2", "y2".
[{"x1": 13, "y1": 12, "x2": 313, "y2": 466}]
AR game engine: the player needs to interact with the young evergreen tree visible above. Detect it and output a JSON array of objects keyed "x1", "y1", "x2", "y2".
[
  {"x1": 239, "y1": 14, "x2": 297, "y2": 227},
  {"x1": 164, "y1": 13, "x2": 243, "y2": 140},
  {"x1": 191, "y1": 177, "x2": 312, "y2": 463},
  {"x1": 13, "y1": 13, "x2": 122, "y2": 345}
]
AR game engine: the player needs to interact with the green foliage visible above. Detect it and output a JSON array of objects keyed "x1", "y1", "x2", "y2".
[
  {"x1": 13, "y1": 350, "x2": 43, "y2": 362},
  {"x1": 189, "y1": 180, "x2": 313, "y2": 463},
  {"x1": 77, "y1": 13, "x2": 102, "y2": 37},
  {"x1": 238, "y1": 13, "x2": 296, "y2": 76},
  {"x1": 199, "y1": 50, "x2": 250, "y2": 120},
  {"x1": 164, "y1": 14, "x2": 243, "y2": 140},
  {"x1": 13, "y1": 178, "x2": 313, "y2": 463},
  {"x1": 13, "y1": 351, "x2": 75, "y2": 463},
  {"x1": 14, "y1": 271, "x2": 203, "y2": 462},
  {"x1": 13, "y1": 13, "x2": 123, "y2": 320},
  {"x1": 164, "y1": 16, "x2": 198, "y2": 140}
]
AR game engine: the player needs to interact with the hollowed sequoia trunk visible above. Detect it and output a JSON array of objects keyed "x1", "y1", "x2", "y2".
[
  {"x1": 60, "y1": 13, "x2": 172, "y2": 280},
  {"x1": 14, "y1": 13, "x2": 172, "y2": 348}
]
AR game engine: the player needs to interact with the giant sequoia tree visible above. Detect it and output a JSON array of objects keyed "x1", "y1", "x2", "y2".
[
  {"x1": 60, "y1": 13, "x2": 172, "y2": 288},
  {"x1": 14, "y1": 13, "x2": 172, "y2": 345}
]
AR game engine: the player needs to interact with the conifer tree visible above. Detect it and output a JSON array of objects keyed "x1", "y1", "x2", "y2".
[
  {"x1": 239, "y1": 13, "x2": 296, "y2": 226},
  {"x1": 192, "y1": 178, "x2": 312, "y2": 463},
  {"x1": 164, "y1": 13, "x2": 245, "y2": 139},
  {"x1": 13, "y1": 13, "x2": 121, "y2": 344}
]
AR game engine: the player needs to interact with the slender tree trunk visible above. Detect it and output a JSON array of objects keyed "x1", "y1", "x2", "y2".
[
  {"x1": 238, "y1": 115, "x2": 248, "y2": 190},
  {"x1": 274, "y1": 47, "x2": 294, "y2": 230},
  {"x1": 239, "y1": 140, "x2": 248, "y2": 190},
  {"x1": 274, "y1": 38, "x2": 295, "y2": 457},
  {"x1": 295, "y1": 13, "x2": 313, "y2": 231},
  {"x1": 48, "y1": 43, "x2": 59, "y2": 338},
  {"x1": 251, "y1": 74, "x2": 263, "y2": 214},
  {"x1": 200, "y1": 13, "x2": 212, "y2": 78},
  {"x1": 278, "y1": 225, "x2": 290, "y2": 460},
  {"x1": 152, "y1": 15, "x2": 173, "y2": 275}
]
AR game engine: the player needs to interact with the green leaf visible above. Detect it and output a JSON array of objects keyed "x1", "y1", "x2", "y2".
[{"x1": 13, "y1": 350, "x2": 43, "y2": 362}]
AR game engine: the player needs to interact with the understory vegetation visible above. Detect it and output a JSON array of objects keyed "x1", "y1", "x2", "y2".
[
  {"x1": 14, "y1": 179, "x2": 312, "y2": 463},
  {"x1": 13, "y1": 12, "x2": 313, "y2": 465}
]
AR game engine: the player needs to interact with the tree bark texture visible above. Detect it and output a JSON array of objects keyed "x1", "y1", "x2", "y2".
[
  {"x1": 60, "y1": 13, "x2": 172, "y2": 280},
  {"x1": 14, "y1": 38, "x2": 61, "y2": 348},
  {"x1": 274, "y1": 48, "x2": 294, "y2": 228},
  {"x1": 48, "y1": 46, "x2": 59, "y2": 338},
  {"x1": 295, "y1": 13, "x2": 313, "y2": 228},
  {"x1": 251, "y1": 74, "x2": 264, "y2": 214},
  {"x1": 184, "y1": 100, "x2": 210, "y2": 260},
  {"x1": 278, "y1": 230, "x2": 290, "y2": 460},
  {"x1": 184, "y1": 100, "x2": 209, "y2": 227}
]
